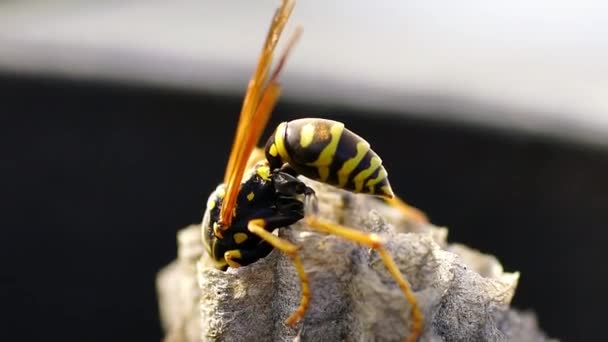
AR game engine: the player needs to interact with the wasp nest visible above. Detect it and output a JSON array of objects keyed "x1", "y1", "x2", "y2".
[{"x1": 157, "y1": 180, "x2": 555, "y2": 342}]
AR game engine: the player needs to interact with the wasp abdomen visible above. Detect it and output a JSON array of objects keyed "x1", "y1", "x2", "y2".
[{"x1": 264, "y1": 118, "x2": 394, "y2": 198}]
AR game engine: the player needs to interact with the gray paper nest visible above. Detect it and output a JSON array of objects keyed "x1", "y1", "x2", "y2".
[{"x1": 157, "y1": 180, "x2": 555, "y2": 342}]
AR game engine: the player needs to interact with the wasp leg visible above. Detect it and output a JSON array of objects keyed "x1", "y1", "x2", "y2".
[
  {"x1": 304, "y1": 216, "x2": 423, "y2": 342},
  {"x1": 224, "y1": 242, "x2": 274, "y2": 268},
  {"x1": 247, "y1": 218, "x2": 310, "y2": 327},
  {"x1": 224, "y1": 250, "x2": 243, "y2": 268},
  {"x1": 385, "y1": 196, "x2": 428, "y2": 224}
]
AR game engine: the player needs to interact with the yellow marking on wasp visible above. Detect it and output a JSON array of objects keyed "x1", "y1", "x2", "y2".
[
  {"x1": 225, "y1": 250, "x2": 243, "y2": 268},
  {"x1": 337, "y1": 141, "x2": 370, "y2": 187},
  {"x1": 365, "y1": 168, "x2": 387, "y2": 193},
  {"x1": 353, "y1": 156, "x2": 381, "y2": 192},
  {"x1": 269, "y1": 143, "x2": 278, "y2": 157},
  {"x1": 247, "y1": 147, "x2": 266, "y2": 165},
  {"x1": 274, "y1": 122, "x2": 292, "y2": 164},
  {"x1": 256, "y1": 165, "x2": 271, "y2": 180},
  {"x1": 243, "y1": 162, "x2": 263, "y2": 183},
  {"x1": 299, "y1": 123, "x2": 315, "y2": 148},
  {"x1": 207, "y1": 197, "x2": 216, "y2": 210},
  {"x1": 308, "y1": 123, "x2": 344, "y2": 181},
  {"x1": 233, "y1": 232, "x2": 249, "y2": 244},
  {"x1": 217, "y1": 187, "x2": 226, "y2": 198},
  {"x1": 247, "y1": 192, "x2": 255, "y2": 201},
  {"x1": 213, "y1": 222, "x2": 224, "y2": 239},
  {"x1": 210, "y1": 184, "x2": 227, "y2": 203}
]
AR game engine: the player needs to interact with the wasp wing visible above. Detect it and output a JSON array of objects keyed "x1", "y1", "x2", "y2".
[{"x1": 219, "y1": 0, "x2": 297, "y2": 226}]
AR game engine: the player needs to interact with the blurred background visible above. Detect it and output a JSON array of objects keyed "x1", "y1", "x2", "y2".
[{"x1": 2, "y1": 0, "x2": 607, "y2": 341}]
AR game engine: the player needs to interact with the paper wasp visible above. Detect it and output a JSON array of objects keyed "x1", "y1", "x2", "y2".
[{"x1": 201, "y1": 1, "x2": 424, "y2": 341}]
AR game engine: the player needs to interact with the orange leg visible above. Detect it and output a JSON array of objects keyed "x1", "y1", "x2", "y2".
[
  {"x1": 386, "y1": 196, "x2": 429, "y2": 224},
  {"x1": 304, "y1": 216, "x2": 423, "y2": 342},
  {"x1": 247, "y1": 218, "x2": 311, "y2": 326}
]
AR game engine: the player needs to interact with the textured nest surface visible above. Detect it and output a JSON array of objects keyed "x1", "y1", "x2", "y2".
[{"x1": 157, "y1": 180, "x2": 556, "y2": 342}]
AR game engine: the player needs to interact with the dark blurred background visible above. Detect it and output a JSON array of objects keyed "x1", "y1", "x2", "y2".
[
  {"x1": 2, "y1": 1, "x2": 608, "y2": 341},
  {"x1": 3, "y1": 72, "x2": 607, "y2": 342}
]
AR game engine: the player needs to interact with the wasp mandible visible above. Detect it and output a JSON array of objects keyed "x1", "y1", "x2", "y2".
[{"x1": 201, "y1": 1, "x2": 424, "y2": 341}]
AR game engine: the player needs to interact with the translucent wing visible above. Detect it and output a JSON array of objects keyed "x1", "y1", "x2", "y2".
[{"x1": 219, "y1": 0, "x2": 299, "y2": 227}]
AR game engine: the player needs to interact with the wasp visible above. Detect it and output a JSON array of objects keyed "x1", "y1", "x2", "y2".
[{"x1": 201, "y1": 1, "x2": 424, "y2": 341}]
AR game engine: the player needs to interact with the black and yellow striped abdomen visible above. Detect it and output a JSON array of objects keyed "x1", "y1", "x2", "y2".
[{"x1": 264, "y1": 118, "x2": 394, "y2": 198}]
